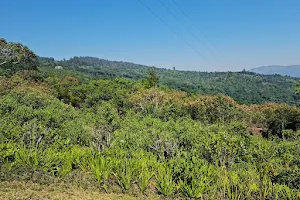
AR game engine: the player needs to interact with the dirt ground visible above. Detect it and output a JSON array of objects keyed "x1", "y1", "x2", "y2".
[{"x1": 0, "y1": 181, "x2": 161, "y2": 200}]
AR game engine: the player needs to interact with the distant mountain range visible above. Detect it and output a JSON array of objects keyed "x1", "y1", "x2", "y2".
[{"x1": 249, "y1": 65, "x2": 300, "y2": 77}]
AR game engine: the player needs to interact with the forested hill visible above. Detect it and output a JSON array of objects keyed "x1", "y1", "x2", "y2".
[{"x1": 39, "y1": 56, "x2": 299, "y2": 105}]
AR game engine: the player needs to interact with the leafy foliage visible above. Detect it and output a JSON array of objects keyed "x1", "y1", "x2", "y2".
[
  {"x1": 38, "y1": 56, "x2": 299, "y2": 105},
  {"x1": 0, "y1": 40, "x2": 300, "y2": 199},
  {"x1": 0, "y1": 38, "x2": 38, "y2": 75}
]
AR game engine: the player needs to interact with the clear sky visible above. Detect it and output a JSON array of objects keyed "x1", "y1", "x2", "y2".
[{"x1": 1, "y1": 0, "x2": 300, "y2": 71}]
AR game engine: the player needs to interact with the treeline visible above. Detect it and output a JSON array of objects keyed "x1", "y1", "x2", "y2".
[{"x1": 38, "y1": 56, "x2": 299, "y2": 105}]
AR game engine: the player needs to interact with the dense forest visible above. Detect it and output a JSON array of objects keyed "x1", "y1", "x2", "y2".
[
  {"x1": 38, "y1": 56, "x2": 299, "y2": 105},
  {"x1": 1, "y1": 39, "x2": 300, "y2": 199}
]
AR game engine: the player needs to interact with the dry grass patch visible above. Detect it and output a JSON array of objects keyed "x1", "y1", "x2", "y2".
[{"x1": 0, "y1": 181, "x2": 161, "y2": 200}]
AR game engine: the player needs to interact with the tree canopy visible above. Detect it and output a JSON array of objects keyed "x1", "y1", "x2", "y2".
[
  {"x1": 0, "y1": 38, "x2": 38, "y2": 75},
  {"x1": 38, "y1": 56, "x2": 299, "y2": 105}
]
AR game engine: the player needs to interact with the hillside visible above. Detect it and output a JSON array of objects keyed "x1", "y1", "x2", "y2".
[
  {"x1": 0, "y1": 38, "x2": 38, "y2": 73},
  {"x1": 249, "y1": 65, "x2": 300, "y2": 77},
  {"x1": 39, "y1": 56, "x2": 299, "y2": 105},
  {"x1": 1, "y1": 39, "x2": 300, "y2": 199}
]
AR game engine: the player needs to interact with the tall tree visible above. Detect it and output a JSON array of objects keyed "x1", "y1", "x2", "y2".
[
  {"x1": 0, "y1": 38, "x2": 38, "y2": 74},
  {"x1": 147, "y1": 69, "x2": 159, "y2": 88},
  {"x1": 295, "y1": 82, "x2": 300, "y2": 106}
]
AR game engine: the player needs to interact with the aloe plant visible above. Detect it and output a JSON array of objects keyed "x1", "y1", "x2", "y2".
[
  {"x1": 90, "y1": 154, "x2": 111, "y2": 184},
  {"x1": 155, "y1": 165, "x2": 176, "y2": 196},
  {"x1": 137, "y1": 165, "x2": 154, "y2": 193},
  {"x1": 114, "y1": 158, "x2": 135, "y2": 192}
]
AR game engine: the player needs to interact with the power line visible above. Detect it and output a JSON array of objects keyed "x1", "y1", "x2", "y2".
[
  {"x1": 137, "y1": 0, "x2": 210, "y2": 63},
  {"x1": 171, "y1": 0, "x2": 222, "y2": 56},
  {"x1": 157, "y1": 0, "x2": 215, "y2": 61}
]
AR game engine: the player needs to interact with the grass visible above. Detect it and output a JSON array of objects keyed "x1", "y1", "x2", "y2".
[{"x1": 0, "y1": 181, "x2": 162, "y2": 200}]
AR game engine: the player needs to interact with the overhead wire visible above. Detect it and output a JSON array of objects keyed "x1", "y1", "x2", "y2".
[
  {"x1": 137, "y1": 0, "x2": 210, "y2": 63},
  {"x1": 157, "y1": 0, "x2": 215, "y2": 59},
  {"x1": 171, "y1": 0, "x2": 228, "y2": 68},
  {"x1": 171, "y1": 0, "x2": 220, "y2": 53}
]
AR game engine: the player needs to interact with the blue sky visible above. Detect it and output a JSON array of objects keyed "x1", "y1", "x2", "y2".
[{"x1": 1, "y1": 0, "x2": 300, "y2": 71}]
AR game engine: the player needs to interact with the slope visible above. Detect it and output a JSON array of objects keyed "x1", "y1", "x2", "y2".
[{"x1": 39, "y1": 56, "x2": 299, "y2": 105}]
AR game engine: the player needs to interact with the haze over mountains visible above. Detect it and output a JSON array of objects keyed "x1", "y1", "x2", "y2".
[{"x1": 249, "y1": 65, "x2": 300, "y2": 77}]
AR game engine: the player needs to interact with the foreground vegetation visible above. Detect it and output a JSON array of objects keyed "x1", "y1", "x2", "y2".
[{"x1": 1, "y1": 39, "x2": 300, "y2": 199}]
